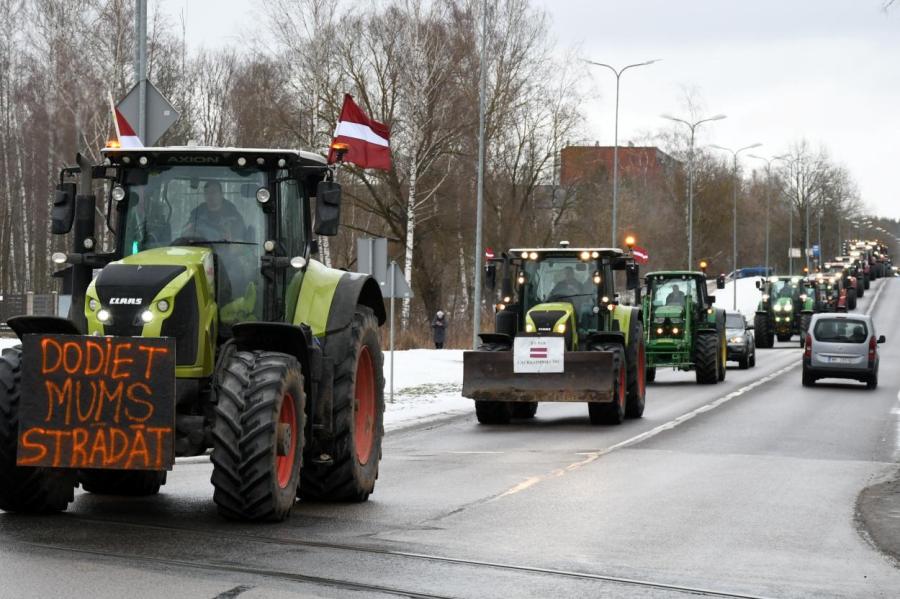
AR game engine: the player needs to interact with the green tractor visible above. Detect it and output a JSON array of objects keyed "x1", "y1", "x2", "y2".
[
  {"x1": 0, "y1": 146, "x2": 387, "y2": 521},
  {"x1": 462, "y1": 245, "x2": 646, "y2": 425},
  {"x1": 641, "y1": 270, "x2": 728, "y2": 384},
  {"x1": 753, "y1": 275, "x2": 808, "y2": 347}
]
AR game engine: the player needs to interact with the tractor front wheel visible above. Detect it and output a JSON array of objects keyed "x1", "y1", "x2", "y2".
[
  {"x1": 625, "y1": 320, "x2": 646, "y2": 419},
  {"x1": 646, "y1": 367, "x2": 656, "y2": 383},
  {"x1": 695, "y1": 333, "x2": 719, "y2": 384},
  {"x1": 0, "y1": 347, "x2": 76, "y2": 513},
  {"x1": 847, "y1": 288, "x2": 857, "y2": 311},
  {"x1": 512, "y1": 402, "x2": 538, "y2": 419},
  {"x1": 589, "y1": 344, "x2": 626, "y2": 425},
  {"x1": 211, "y1": 350, "x2": 305, "y2": 521},
  {"x1": 754, "y1": 315, "x2": 774, "y2": 348},
  {"x1": 81, "y1": 470, "x2": 166, "y2": 496},
  {"x1": 476, "y1": 401, "x2": 513, "y2": 424},
  {"x1": 300, "y1": 306, "x2": 385, "y2": 502}
]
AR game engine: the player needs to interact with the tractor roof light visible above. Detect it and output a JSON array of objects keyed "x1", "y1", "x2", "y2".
[
  {"x1": 529, "y1": 252, "x2": 538, "y2": 260},
  {"x1": 625, "y1": 235, "x2": 636, "y2": 248},
  {"x1": 106, "y1": 139, "x2": 121, "y2": 149},
  {"x1": 521, "y1": 251, "x2": 529, "y2": 259},
  {"x1": 559, "y1": 240, "x2": 570, "y2": 248},
  {"x1": 580, "y1": 251, "x2": 591, "y2": 261},
  {"x1": 237, "y1": 157, "x2": 247, "y2": 167},
  {"x1": 591, "y1": 251, "x2": 599, "y2": 258},
  {"x1": 699, "y1": 260, "x2": 708, "y2": 271},
  {"x1": 264, "y1": 240, "x2": 276, "y2": 252},
  {"x1": 138, "y1": 156, "x2": 148, "y2": 166},
  {"x1": 593, "y1": 272, "x2": 601, "y2": 284}
]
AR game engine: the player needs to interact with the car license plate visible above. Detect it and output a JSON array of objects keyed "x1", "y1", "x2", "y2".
[
  {"x1": 828, "y1": 356, "x2": 853, "y2": 364},
  {"x1": 514, "y1": 337, "x2": 564, "y2": 373}
]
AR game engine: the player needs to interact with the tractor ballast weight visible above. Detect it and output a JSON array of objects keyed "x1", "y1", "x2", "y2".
[
  {"x1": 462, "y1": 246, "x2": 647, "y2": 425},
  {"x1": 641, "y1": 271, "x2": 728, "y2": 384},
  {"x1": 0, "y1": 146, "x2": 387, "y2": 521}
]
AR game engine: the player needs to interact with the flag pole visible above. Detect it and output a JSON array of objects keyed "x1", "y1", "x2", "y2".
[
  {"x1": 472, "y1": 0, "x2": 487, "y2": 349},
  {"x1": 108, "y1": 92, "x2": 122, "y2": 142}
]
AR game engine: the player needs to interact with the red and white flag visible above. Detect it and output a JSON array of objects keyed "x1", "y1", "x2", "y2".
[
  {"x1": 632, "y1": 245, "x2": 649, "y2": 264},
  {"x1": 530, "y1": 346, "x2": 548, "y2": 359},
  {"x1": 485, "y1": 247, "x2": 495, "y2": 260},
  {"x1": 328, "y1": 94, "x2": 391, "y2": 170},
  {"x1": 109, "y1": 92, "x2": 143, "y2": 148}
]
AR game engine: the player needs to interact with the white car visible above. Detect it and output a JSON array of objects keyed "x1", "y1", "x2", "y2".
[{"x1": 802, "y1": 313, "x2": 884, "y2": 389}]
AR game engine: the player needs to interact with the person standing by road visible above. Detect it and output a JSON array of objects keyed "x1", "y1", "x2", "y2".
[{"x1": 432, "y1": 310, "x2": 447, "y2": 349}]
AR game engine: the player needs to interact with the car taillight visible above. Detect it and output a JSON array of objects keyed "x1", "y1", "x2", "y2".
[
  {"x1": 804, "y1": 334, "x2": 812, "y2": 358},
  {"x1": 868, "y1": 336, "x2": 876, "y2": 363}
]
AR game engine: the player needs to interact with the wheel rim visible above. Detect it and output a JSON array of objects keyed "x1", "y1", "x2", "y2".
[
  {"x1": 354, "y1": 346, "x2": 376, "y2": 465},
  {"x1": 637, "y1": 342, "x2": 646, "y2": 399},
  {"x1": 276, "y1": 392, "x2": 298, "y2": 489}
]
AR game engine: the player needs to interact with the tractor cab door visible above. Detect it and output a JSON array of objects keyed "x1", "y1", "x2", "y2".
[{"x1": 278, "y1": 176, "x2": 310, "y2": 322}]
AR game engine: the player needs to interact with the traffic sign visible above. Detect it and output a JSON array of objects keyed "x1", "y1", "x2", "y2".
[{"x1": 116, "y1": 80, "x2": 179, "y2": 146}]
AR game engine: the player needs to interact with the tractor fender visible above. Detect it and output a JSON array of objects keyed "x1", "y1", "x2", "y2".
[
  {"x1": 611, "y1": 305, "x2": 641, "y2": 346},
  {"x1": 583, "y1": 331, "x2": 626, "y2": 349},
  {"x1": 325, "y1": 272, "x2": 386, "y2": 334},
  {"x1": 478, "y1": 332, "x2": 513, "y2": 349}
]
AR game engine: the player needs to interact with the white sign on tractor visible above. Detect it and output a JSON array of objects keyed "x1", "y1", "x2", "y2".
[{"x1": 514, "y1": 336, "x2": 565, "y2": 373}]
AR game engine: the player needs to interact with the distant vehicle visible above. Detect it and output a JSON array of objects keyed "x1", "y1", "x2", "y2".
[
  {"x1": 802, "y1": 313, "x2": 885, "y2": 389},
  {"x1": 726, "y1": 267, "x2": 773, "y2": 280},
  {"x1": 725, "y1": 311, "x2": 755, "y2": 369}
]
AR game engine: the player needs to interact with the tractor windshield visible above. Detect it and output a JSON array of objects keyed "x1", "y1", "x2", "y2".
[
  {"x1": 771, "y1": 279, "x2": 798, "y2": 299},
  {"x1": 649, "y1": 277, "x2": 696, "y2": 307},
  {"x1": 121, "y1": 165, "x2": 266, "y2": 324},
  {"x1": 522, "y1": 256, "x2": 596, "y2": 306}
]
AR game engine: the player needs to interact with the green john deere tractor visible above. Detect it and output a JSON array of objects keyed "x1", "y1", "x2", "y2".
[
  {"x1": 462, "y1": 245, "x2": 646, "y2": 425},
  {"x1": 0, "y1": 146, "x2": 386, "y2": 521},
  {"x1": 753, "y1": 275, "x2": 808, "y2": 347},
  {"x1": 641, "y1": 270, "x2": 728, "y2": 384}
]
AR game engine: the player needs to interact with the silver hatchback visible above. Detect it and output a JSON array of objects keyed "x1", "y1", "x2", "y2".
[{"x1": 802, "y1": 313, "x2": 885, "y2": 389}]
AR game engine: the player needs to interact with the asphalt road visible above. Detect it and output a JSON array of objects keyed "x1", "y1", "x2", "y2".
[{"x1": 1, "y1": 278, "x2": 897, "y2": 599}]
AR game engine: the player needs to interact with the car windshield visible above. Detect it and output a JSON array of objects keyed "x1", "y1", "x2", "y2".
[
  {"x1": 813, "y1": 319, "x2": 869, "y2": 343},
  {"x1": 121, "y1": 165, "x2": 267, "y2": 324},
  {"x1": 726, "y1": 314, "x2": 744, "y2": 329},
  {"x1": 651, "y1": 277, "x2": 695, "y2": 307}
]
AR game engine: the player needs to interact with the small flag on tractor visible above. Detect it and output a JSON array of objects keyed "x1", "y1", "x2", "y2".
[
  {"x1": 485, "y1": 247, "x2": 495, "y2": 260},
  {"x1": 108, "y1": 92, "x2": 143, "y2": 148},
  {"x1": 328, "y1": 94, "x2": 392, "y2": 170},
  {"x1": 632, "y1": 245, "x2": 649, "y2": 264}
]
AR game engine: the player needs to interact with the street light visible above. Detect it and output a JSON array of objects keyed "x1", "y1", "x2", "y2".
[
  {"x1": 748, "y1": 154, "x2": 789, "y2": 275},
  {"x1": 661, "y1": 113, "x2": 727, "y2": 269},
  {"x1": 585, "y1": 59, "x2": 660, "y2": 246},
  {"x1": 709, "y1": 142, "x2": 763, "y2": 310}
]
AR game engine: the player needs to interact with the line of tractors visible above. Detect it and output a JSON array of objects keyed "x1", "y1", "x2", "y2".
[{"x1": 0, "y1": 143, "x2": 893, "y2": 524}]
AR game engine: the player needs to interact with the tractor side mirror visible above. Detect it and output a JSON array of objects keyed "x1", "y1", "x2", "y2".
[
  {"x1": 755, "y1": 280, "x2": 761, "y2": 290},
  {"x1": 716, "y1": 274, "x2": 726, "y2": 289},
  {"x1": 877, "y1": 335, "x2": 886, "y2": 344},
  {"x1": 626, "y1": 264, "x2": 639, "y2": 290},
  {"x1": 313, "y1": 181, "x2": 342, "y2": 236},
  {"x1": 484, "y1": 263, "x2": 497, "y2": 290},
  {"x1": 707, "y1": 295, "x2": 716, "y2": 305},
  {"x1": 51, "y1": 182, "x2": 77, "y2": 235}
]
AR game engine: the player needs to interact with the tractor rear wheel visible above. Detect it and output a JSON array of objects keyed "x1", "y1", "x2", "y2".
[
  {"x1": 512, "y1": 402, "x2": 538, "y2": 419},
  {"x1": 695, "y1": 333, "x2": 719, "y2": 384},
  {"x1": 0, "y1": 347, "x2": 76, "y2": 513},
  {"x1": 588, "y1": 344, "x2": 626, "y2": 425},
  {"x1": 624, "y1": 320, "x2": 646, "y2": 419},
  {"x1": 847, "y1": 288, "x2": 857, "y2": 311},
  {"x1": 211, "y1": 350, "x2": 305, "y2": 521},
  {"x1": 81, "y1": 470, "x2": 166, "y2": 496},
  {"x1": 300, "y1": 306, "x2": 384, "y2": 502},
  {"x1": 476, "y1": 401, "x2": 513, "y2": 424},
  {"x1": 864, "y1": 274, "x2": 870, "y2": 290},
  {"x1": 857, "y1": 283, "x2": 864, "y2": 298},
  {"x1": 754, "y1": 315, "x2": 774, "y2": 348}
]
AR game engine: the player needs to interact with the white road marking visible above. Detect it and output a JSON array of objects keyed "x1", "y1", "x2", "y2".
[
  {"x1": 865, "y1": 278, "x2": 887, "y2": 316},
  {"x1": 494, "y1": 360, "x2": 802, "y2": 500}
]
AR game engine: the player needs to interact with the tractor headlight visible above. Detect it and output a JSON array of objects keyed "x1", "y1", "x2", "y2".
[
  {"x1": 555, "y1": 322, "x2": 566, "y2": 334},
  {"x1": 140, "y1": 310, "x2": 154, "y2": 323},
  {"x1": 672, "y1": 327, "x2": 680, "y2": 335},
  {"x1": 784, "y1": 305, "x2": 793, "y2": 312},
  {"x1": 799, "y1": 294, "x2": 807, "y2": 301},
  {"x1": 157, "y1": 299, "x2": 170, "y2": 312},
  {"x1": 656, "y1": 327, "x2": 664, "y2": 335},
  {"x1": 97, "y1": 309, "x2": 111, "y2": 323},
  {"x1": 88, "y1": 299, "x2": 98, "y2": 311},
  {"x1": 525, "y1": 322, "x2": 535, "y2": 333},
  {"x1": 773, "y1": 304, "x2": 782, "y2": 312}
]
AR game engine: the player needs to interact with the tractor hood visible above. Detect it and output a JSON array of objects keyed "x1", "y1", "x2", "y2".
[
  {"x1": 652, "y1": 304, "x2": 685, "y2": 320},
  {"x1": 526, "y1": 302, "x2": 575, "y2": 334}
]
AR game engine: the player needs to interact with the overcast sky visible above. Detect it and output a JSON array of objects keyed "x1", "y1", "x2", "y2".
[{"x1": 161, "y1": 0, "x2": 900, "y2": 219}]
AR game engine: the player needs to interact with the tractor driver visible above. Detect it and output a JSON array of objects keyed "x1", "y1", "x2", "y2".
[
  {"x1": 665, "y1": 284, "x2": 686, "y2": 306},
  {"x1": 777, "y1": 282, "x2": 794, "y2": 299},
  {"x1": 550, "y1": 266, "x2": 583, "y2": 298},
  {"x1": 182, "y1": 181, "x2": 246, "y2": 241}
]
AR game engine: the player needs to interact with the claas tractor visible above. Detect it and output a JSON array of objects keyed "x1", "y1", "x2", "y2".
[
  {"x1": 462, "y1": 244, "x2": 646, "y2": 425},
  {"x1": 641, "y1": 269, "x2": 728, "y2": 384},
  {"x1": 753, "y1": 275, "x2": 806, "y2": 347},
  {"x1": 0, "y1": 146, "x2": 387, "y2": 522}
]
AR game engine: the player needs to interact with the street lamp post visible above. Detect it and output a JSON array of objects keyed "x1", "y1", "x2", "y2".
[
  {"x1": 710, "y1": 143, "x2": 762, "y2": 311},
  {"x1": 748, "y1": 154, "x2": 788, "y2": 275},
  {"x1": 585, "y1": 59, "x2": 660, "y2": 246},
  {"x1": 661, "y1": 113, "x2": 727, "y2": 269}
]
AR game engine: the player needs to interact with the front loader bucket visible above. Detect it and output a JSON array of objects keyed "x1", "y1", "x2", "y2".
[{"x1": 462, "y1": 350, "x2": 615, "y2": 403}]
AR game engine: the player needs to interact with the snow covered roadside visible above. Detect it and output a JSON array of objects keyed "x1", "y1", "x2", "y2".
[
  {"x1": 713, "y1": 277, "x2": 764, "y2": 321},
  {"x1": 0, "y1": 336, "x2": 470, "y2": 431}
]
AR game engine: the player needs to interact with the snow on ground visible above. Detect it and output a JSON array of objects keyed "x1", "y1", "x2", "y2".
[
  {"x1": 713, "y1": 277, "x2": 763, "y2": 321},
  {"x1": 0, "y1": 335, "x2": 470, "y2": 431}
]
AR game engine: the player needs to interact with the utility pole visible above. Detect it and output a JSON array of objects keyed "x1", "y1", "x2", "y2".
[
  {"x1": 749, "y1": 154, "x2": 788, "y2": 275},
  {"x1": 134, "y1": 0, "x2": 148, "y2": 142},
  {"x1": 472, "y1": 1, "x2": 487, "y2": 348}
]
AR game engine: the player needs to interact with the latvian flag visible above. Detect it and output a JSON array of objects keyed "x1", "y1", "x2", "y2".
[
  {"x1": 632, "y1": 245, "x2": 650, "y2": 264},
  {"x1": 530, "y1": 346, "x2": 548, "y2": 359},
  {"x1": 109, "y1": 92, "x2": 143, "y2": 148},
  {"x1": 328, "y1": 94, "x2": 392, "y2": 170}
]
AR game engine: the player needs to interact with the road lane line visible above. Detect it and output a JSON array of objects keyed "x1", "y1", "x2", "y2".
[
  {"x1": 865, "y1": 278, "x2": 887, "y2": 316},
  {"x1": 494, "y1": 360, "x2": 801, "y2": 500}
]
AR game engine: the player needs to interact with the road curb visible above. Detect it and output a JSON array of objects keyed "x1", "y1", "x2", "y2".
[{"x1": 856, "y1": 466, "x2": 900, "y2": 566}]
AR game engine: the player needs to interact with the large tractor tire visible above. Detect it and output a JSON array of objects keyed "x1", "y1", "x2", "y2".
[
  {"x1": 588, "y1": 344, "x2": 626, "y2": 425},
  {"x1": 476, "y1": 401, "x2": 513, "y2": 424},
  {"x1": 847, "y1": 288, "x2": 857, "y2": 311},
  {"x1": 81, "y1": 470, "x2": 166, "y2": 496},
  {"x1": 0, "y1": 347, "x2": 76, "y2": 513},
  {"x1": 624, "y1": 319, "x2": 646, "y2": 419},
  {"x1": 694, "y1": 333, "x2": 719, "y2": 384},
  {"x1": 211, "y1": 350, "x2": 305, "y2": 521},
  {"x1": 864, "y1": 274, "x2": 870, "y2": 290},
  {"x1": 300, "y1": 306, "x2": 384, "y2": 502},
  {"x1": 856, "y1": 283, "x2": 864, "y2": 298},
  {"x1": 646, "y1": 367, "x2": 656, "y2": 383},
  {"x1": 512, "y1": 403, "x2": 538, "y2": 419},
  {"x1": 754, "y1": 314, "x2": 774, "y2": 348}
]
